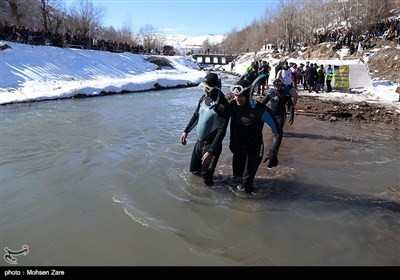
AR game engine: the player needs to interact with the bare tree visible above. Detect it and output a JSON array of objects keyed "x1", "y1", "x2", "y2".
[
  {"x1": 336, "y1": 0, "x2": 351, "y2": 30},
  {"x1": 258, "y1": 12, "x2": 274, "y2": 48},
  {"x1": 101, "y1": 25, "x2": 118, "y2": 41},
  {"x1": 39, "y1": 0, "x2": 62, "y2": 31},
  {"x1": 222, "y1": 0, "x2": 400, "y2": 54},
  {"x1": 202, "y1": 38, "x2": 211, "y2": 53},
  {"x1": 299, "y1": 0, "x2": 329, "y2": 45},
  {"x1": 274, "y1": 0, "x2": 300, "y2": 50},
  {"x1": 219, "y1": 27, "x2": 241, "y2": 54},
  {"x1": 118, "y1": 14, "x2": 139, "y2": 45},
  {"x1": 3, "y1": 0, "x2": 23, "y2": 24},
  {"x1": 364, "y1": 0, "x2": 399, "y2": 32},
  {"x1": 139, "y1": 24, "x2": 165, "y2": 52},
  {"x1": 246, "y1": 19, "x2": 267, "y2": 51},
  {"x1": 120, "y1": 14, "x2": 133, "y2": 40},
  {"x1": 68, "y1": 0, "x2": 104, "y2": 41},
  {"x1": 3, "y1": 0, "x2": 38, "y2": 26},
  {"x1": 1, "y1": 0, "x2": 9, "y2": 23}
]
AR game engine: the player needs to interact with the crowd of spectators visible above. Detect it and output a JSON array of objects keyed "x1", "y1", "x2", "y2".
[
  {"x1": 1, "y1": 16, "x2": 399, "y2": 56},
  {"x1": 312, "y1": 17, "x2": 400, "y2": 52},
  {"x1": 0, "y1": 21, "x2": 146, "y2": 54}
]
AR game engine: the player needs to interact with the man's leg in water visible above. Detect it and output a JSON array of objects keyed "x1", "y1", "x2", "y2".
[
  {"x1": 189, "y1": 141, "x2": 202, "y2": 175},
  {"x1": 242, "y1": 144, "x2": 263, "y2": 193},
  {"x1": 200, "y1": 142, "x2": 221, "y2": 186},
  {"x1": 201, "y1": 153, "x2": 220, "y2": 186}
]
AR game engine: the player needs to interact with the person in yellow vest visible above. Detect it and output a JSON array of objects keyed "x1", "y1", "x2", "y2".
[{"x1": 326, "y1": 65, "x2": 333, "y2": 92}]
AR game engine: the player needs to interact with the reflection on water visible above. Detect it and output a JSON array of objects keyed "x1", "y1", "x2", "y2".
[{"x1": 1, "y1": 84, "x2": 399, "y2": 265}]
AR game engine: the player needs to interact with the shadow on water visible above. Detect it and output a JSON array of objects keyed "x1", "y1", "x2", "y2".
[
  {"x1": 269, "y1": 179, "x2": 399, "y2": 213},
  {"x1": 283, "y1": 131, "x2": 365, "y2": 144},
  {"x1": 166, "y1": 165, "x2": 400, "y2": 219},
  {"x1": 159, "y1": 173, "x2": 400, "y2": 266}
]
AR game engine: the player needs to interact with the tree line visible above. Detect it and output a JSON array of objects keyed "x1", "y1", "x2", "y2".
[
  {"x1": 220, "y1": 0, "x2": 399, "y2": 54},
  {"x1": 0, "y1": 0, "x2": 165, "y2": 52}
]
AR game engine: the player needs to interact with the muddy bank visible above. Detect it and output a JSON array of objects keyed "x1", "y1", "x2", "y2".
[
  {"x1": 295, "y1": 95, "x2": 400, "y2": 126},
  {"x1": 227, "y1": 90, "x2": 400, "y2": 127}
]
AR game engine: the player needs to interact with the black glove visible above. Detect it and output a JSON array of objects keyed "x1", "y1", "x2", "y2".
[
  {"x1": 263, "y1": 150, "x2": 278, "y2": 168},
  {"x1": 288, "y1": 107, "x2": 294, "y2": 126}
]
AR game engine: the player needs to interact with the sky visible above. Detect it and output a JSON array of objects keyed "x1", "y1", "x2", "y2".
[
  {"x1": 1, "y1": 39, "x2": 400, "y2": 109},
  {"x1": 66, "y1": 0, "x2": 275, "y2": 36}
]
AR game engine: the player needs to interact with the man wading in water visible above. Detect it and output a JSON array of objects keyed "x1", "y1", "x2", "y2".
[
  {"x1": 180, "y1": 73, "x2": 230, "y2": 186},
  {"x1": 228, "y1": 79, "x2": 283, "y2": 193}
]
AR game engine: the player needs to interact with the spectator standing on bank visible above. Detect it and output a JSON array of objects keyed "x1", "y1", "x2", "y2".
[{"x1": 326, "y1": 64, "x2": 333, "y2": 92}]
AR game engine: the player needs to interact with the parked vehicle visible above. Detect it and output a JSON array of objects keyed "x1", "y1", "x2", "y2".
[{"x1": 162, "y1": 45, "x2": 175, "y2": 56}]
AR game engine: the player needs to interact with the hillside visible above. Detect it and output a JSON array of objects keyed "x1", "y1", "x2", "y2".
[
  {"x1": 247, "y1": 39, "x2": 400, "y2": 126},
  {"x1": 165, "y1": 34, "x2": 225, "y2": 55},
  {"x1": 286, "y1": 38, "x2": 400, "y2": 84}
]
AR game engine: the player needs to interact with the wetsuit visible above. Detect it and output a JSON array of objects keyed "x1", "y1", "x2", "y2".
[
  {"x1": 229, "y1": 101, "x2": 283, "y2": 193},
  {"x1": 257, "y1": 64, "x2": 269, "y2": 95},
  {"x1": 262, "y1": 88, "x2": 294, "y2": 129},
  {"x1": 184, "y1": 94, "x2": 230, "y2": 184}
]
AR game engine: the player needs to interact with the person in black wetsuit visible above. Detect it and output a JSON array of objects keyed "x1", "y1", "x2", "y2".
[
  {"x1": 261, "y1": 79, "x2": 294, "y2": 129},
  {"x1": 180, "y1": 73, "x2": 230, "y2": 186},
  {"x1": 229, "y1": 79, "x2": 283, "y2": 193}
]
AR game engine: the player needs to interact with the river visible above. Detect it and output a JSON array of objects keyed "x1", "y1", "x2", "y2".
[{"x1": 1, "y1": 83, "x2": 399, "y2": 266}]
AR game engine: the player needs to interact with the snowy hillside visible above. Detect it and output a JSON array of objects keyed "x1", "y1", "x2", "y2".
[
  {"x1": 164, "y1": 34, "x2": 225, "y2": 54},
  {"x1": 0, "y1": 41, "x2": 205, "y2": 105}
]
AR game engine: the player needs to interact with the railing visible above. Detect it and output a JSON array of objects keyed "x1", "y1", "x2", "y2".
[{"x1": 192, "y1": 54, "x2": 238, "y2": 65}]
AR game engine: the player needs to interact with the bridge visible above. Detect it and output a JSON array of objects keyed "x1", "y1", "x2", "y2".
[{"x1": 192, "y1": 54, "x2": 238, "y2": 65}]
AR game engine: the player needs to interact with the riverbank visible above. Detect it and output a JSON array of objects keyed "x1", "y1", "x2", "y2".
[
  {"x1": 295, "y1": 95, "x2": 400, "y2": 126},
  {"x1": 0, "y1": 41, "x2": 205, "y2": 105},
  {"x1": 1, "y1": 40, "x2": 400, "y2": 128},
  {"x1": 251, "y1": 92, "x2": 400, "y2": 127}
]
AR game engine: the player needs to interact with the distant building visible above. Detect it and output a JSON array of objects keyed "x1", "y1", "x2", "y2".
[
  {"x1": 261, "y1": 43, "x2": 278, "y2": 52},
  {"x1": 162, "y1": 45, "x2": 175, "y2": 56}
]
